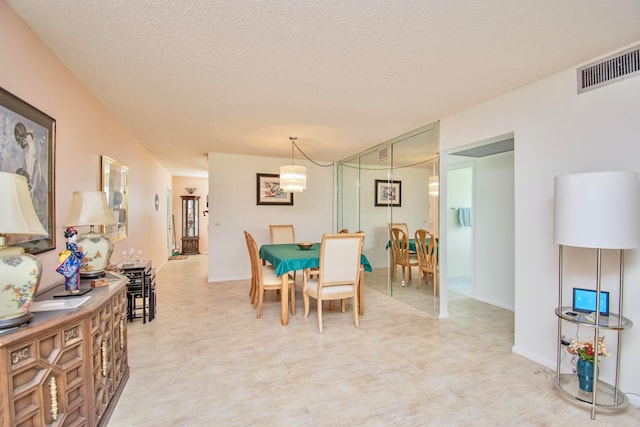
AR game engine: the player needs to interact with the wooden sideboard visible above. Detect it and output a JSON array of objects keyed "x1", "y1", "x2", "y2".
[{"x1": 0, "y1": 273, "x2": 129, "y2": 427}]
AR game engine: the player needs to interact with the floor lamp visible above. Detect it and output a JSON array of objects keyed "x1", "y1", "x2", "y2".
[{"x1": 554, "y1": 171, "x2": 640, "y2": 418}]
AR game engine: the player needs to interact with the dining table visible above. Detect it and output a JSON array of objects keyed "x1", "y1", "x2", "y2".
[{"x1": 259, "y1": 243, "x2": 372, "y2": 326}]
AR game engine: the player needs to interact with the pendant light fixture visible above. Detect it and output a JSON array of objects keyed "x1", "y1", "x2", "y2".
[{"x1": 280, "y1": 136, "x2": 307, "y2": 192}]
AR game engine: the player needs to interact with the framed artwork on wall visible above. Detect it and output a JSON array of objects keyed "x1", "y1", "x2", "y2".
[
  {"x1": 101, "y1": 155, "x2": 128, "y2": 241},
  {"x1": 256, "y1": 173, "x2": 293, "y2": 205},
  {"x1": 375, "y1": 179, "x2": 401, "y2": 207},
  {"x1": 0, "y1": 87, "x2": 56, "y2": 254}
]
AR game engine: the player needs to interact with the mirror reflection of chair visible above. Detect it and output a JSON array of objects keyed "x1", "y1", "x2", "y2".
[
  {"x1": 244, "y1": 231, "x2": 295, "y2": 319},
  {"x1": 390, "y1": 227, "x2": 419, "y2": 283},
  {"x1": 415, "y1": 229, "x2": 438, "y2": 296},
  {"x1": 303, "y1": 233, "x2": 364, "y2": 333}
]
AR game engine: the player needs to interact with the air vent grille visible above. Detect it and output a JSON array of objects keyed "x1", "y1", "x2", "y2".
[
  {"x1": 578, "y1": 44, "x2": 640, "y2": 94},
  {"x1": 378, "y1": 147, "x2": 389, "y2": 161}
]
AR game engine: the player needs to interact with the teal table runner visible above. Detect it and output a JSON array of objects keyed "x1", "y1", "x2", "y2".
[{"x1": 259, "y1": 243, "x2": 372, "y2": 277}]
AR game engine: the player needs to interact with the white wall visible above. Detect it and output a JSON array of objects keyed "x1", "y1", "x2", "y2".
[
  {"x1": 474, "y1": 151, "x2": 514, "y2": 310},
  {"x1": 439, "y1": 41, "x2": 640, "y2": 399},
  {"x1": 207, "y1": 153, "x2": 334, "y2": 281}
]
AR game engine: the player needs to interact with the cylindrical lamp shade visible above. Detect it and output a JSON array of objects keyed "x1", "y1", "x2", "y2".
[
  {"x1": 64, "y1": 191, "x2": 116, "y2": 227},
  {"x1": 0, "y1": 172, "x2": 47, "y2": 236},
  {"x1": 554, "y1": 171, "x2": 640, "y2": 249},
  {"x1": 280, "y1": 165, "x2": 307, "y2": 193}
]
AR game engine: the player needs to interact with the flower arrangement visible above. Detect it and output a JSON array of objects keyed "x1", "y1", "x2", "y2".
[{"x1": 568, "y1": 336, "x2": 611, "y2": 362}]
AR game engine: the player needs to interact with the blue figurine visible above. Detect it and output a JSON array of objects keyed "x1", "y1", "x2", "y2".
[{"x1": 56, "y1": 227, "x2": 85, "y2": 293}]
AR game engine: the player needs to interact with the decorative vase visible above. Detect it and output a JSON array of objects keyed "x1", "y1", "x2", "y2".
[{"x1": 577, "y1": 358, "x2": 595, "y2": 392}]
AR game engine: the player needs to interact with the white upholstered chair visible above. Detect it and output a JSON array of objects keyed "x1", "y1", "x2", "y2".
[{"x1": 303, "y1": 233, "x2": 364, "y2": 332}]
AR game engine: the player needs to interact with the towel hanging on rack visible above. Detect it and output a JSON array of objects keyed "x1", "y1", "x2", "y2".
[{"x1": 457, "y1": 208, "x2": 472, "y2": 227}]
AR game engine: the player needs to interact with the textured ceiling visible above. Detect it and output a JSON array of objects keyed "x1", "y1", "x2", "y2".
[{"x1": 7, "y1": 0, "x2": 640, "y2": 176}]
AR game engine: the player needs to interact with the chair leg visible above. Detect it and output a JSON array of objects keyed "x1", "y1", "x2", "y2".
[
  {"x1": 250, "y1": 278, "x2": 257, "y2": 304},
  {"x1": 317, "y1": 299, "x2": 323, "y2": 333},
  {"x1": 256, "y1": 289, "x2": 264, "y2": 318},
  {"x1": 303, "y1": 291, "x2": 310, "y2": 318},
  {"x1": 290, "y1": 283, "x2": 296, "y2": 316},
  {"x1": 353, "y1": 295, "x2": 359, "y2": 328},
  {"x1": 340, "y1": 299, "x2": 346, "y2": 312}
]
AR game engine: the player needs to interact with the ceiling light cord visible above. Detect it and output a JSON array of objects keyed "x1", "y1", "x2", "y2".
[{"x1": 291, "y1": 140, "x2": 334, "y2": 168}]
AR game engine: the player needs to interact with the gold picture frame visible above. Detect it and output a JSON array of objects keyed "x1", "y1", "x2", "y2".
[{"x1": 101, "y1": 155, "x2": 128, "y2": 241}]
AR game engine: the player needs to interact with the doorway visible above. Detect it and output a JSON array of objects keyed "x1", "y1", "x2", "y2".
[{"x1": 444, "y1": 137, "x2": 515, "y2": 313}]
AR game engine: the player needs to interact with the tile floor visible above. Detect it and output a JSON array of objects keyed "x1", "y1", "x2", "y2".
[{"x1": 108, "y1": 254, "x2": 640, "y2": 426}]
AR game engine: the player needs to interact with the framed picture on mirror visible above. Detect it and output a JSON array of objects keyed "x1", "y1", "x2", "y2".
[
  {"x1": 101, "y1": 155, "x2": 128, "y2": 241},
  {"x1": 375, "y1": 179, "x2": 401, "y2": 207}
]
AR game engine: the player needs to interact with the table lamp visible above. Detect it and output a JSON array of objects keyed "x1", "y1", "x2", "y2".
[
  {"x1": 63, "y1": 190, "x2": 116, "y2": 279},
  {"x1": 0, "y1": 172, "x2": 47, "y2": 329}
]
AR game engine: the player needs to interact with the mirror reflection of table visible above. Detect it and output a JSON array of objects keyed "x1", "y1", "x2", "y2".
[{"x1": 259, "y1": 243, "x2": 372, "y2": 325}]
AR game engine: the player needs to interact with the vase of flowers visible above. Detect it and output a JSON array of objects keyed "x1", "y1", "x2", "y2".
[{"x1": 568, "y1": 336, "x2": 611, "y2": 392}]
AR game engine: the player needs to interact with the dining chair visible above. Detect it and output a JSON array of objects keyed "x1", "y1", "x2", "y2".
[
  {"x1": 303, "y1": 233, "x2": 364, "y2": 332},
  {"x1": 388, "y1": 222, "x2": 409, "y2": 237},
  {"x1": 244, "y1": 231, "x2": 296, "y2": 319},
  {"x1": 415, "y1": 229, "x2": 438, "y2": 295},
  {"x1": 269, "y1": 224, "x2": 295, "y2": 244},
  {"x1": 243, "y1": 231, "x2": 258, "y2": 304},
  {"x1": 328, "y1": 228, "x2": 351, "y2": 311},
  {"x1": 390, "y1": 227, "x2": 418, "y2": 283}
]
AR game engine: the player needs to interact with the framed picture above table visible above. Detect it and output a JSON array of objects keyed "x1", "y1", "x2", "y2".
[
  {"x1": 256, "y1": 173, "x2": 293, "y2": 206},
  {"x1": 375, "y1": 179, "x2": 401, "y2": 207},
  {"x1": 0, "y1": 87, "x2": 56, "y2": 254}
]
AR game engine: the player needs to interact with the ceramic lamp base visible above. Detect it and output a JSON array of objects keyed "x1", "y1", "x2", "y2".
[{"x1": 0, "y1": 311, "x2": 33, "y2": 329}]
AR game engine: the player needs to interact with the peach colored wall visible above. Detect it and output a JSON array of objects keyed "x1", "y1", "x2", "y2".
[
  {"x1": 1, "y1": 1, "x2": 172, "y2": 290},
  {"x1": 172, "y1": 176, "x2": 209, "y2": 253}
]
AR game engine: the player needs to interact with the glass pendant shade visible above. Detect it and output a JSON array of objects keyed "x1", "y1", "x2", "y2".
[
  {"x1": 428, "y1": 175, "x2": 439, "y2": 196},
  {"x1": 280, "y1": 165, "x2": 307, "y2": 193},
  {"x1": 554, "y1": 171, "x2": 640, "y2": 249}
]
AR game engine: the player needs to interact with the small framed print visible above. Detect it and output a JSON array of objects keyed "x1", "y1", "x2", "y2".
[
  {"x1": 375, "y1": 179, "x2": 401, "y2": 207},
  {"x1": 256, "y1": 173, "x2": 293, "y2": 205}
]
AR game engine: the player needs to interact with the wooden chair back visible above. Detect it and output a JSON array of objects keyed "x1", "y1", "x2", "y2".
[{"x1": 269, "y1": 224, "x2": 295, "y2": 244}]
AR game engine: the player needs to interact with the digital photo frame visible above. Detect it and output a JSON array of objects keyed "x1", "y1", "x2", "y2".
[{"x1": 572, "y1": 287, "x2": 609, "y2": 316}]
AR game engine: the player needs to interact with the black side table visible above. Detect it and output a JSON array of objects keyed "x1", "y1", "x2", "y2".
[{"x1": 119, "y1": 261, "x2": 156, "y2": 323}]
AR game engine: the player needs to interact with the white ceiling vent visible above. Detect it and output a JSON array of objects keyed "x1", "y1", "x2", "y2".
[
  {"x1": 577, "y1": 44, "x2": 640, "y2": 94},
  {"x1": 378, "y1": 146, "x2": 389, "y2": 161}
]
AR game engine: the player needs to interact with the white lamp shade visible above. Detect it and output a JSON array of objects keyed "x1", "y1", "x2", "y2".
[
  {"x1": 280, "y1": 165, "x2": 307, "y2": 193},
  {"x1": 0, "y1": 172, "x2": 47, "y2": 236},
  {"x1": 554, "y1": 171, "x2": 640, "y2": 249},
  {"x1": 64, "y1": 190, "x2": 116, "y2": 227}
]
